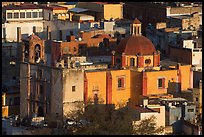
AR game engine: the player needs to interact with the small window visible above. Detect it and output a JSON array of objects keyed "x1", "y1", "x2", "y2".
[
  {"x1": 39, "y1": 69, "x2": 43, "y2": 79},
  {"x1": 32, "y1": 12, "x2": 38, "y2": 18},
  {"x1": 158, "y1": 78, "x2": 165, "y2": 89},
  {"x1": 145, "y1": 59, "x2": 151, "y2": 64},
  {"x1": 7, "y1": 13, "x2": 12, "y2": 19},
  {"x1": 116, "y1": 58, "x2": 121, "y2": 64},
  {"x1": 72, "y1": 86, "x2": 76, "y2": 92},
  {"x1": 196, "y1": 97, "x2": 198, "y2": 102},
  {"x1": 39, "y1": 12, "x2": 43, "y2": 17},
  {"x1": 73, "y1": 47, "x2": 77, "y2": 52},
  {"x1": 14, "y1": 12, "x2": 19, "y2": 18},
  {"x1": 26, "y1": 12, "x2": 31, "y2": 18},
  {"x1": 130, "y1": 58, "x2": 135, "y2": 66},
  {"x1": 20, "y1": 12, "x2": 25, "y2": 18},
  {"x1": 118, "y1": 77, "x2": 125, "y2": 89},
  {"x1": 187, "y1": 109, "x2": 194, "y2": 112}
]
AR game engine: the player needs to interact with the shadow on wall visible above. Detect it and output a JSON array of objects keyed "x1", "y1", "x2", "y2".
[{"x1": 167, "y1": 82, "x2": 181, "y2": 94}]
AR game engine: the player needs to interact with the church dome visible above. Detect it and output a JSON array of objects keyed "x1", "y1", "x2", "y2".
[{"x1": 117, "y1": 35, "x2": 156, "y2": 55}]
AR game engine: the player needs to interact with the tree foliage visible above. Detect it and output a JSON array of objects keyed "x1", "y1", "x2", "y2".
[
  {"x1": 64, "y1": 101, "x2": 165, "y2": 135},
  {"x1": 133, "y1": 115, "x2": 165, "y2": 135}
]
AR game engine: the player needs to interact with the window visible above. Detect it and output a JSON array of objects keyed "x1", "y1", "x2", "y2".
[
  {"x1": 32, "y1": 12, "x2": 38, "y2": 18},
  {"x1": 38, "y1": 69, "x2": 43, "y2": 79},
  {"x1": 187, "y1": 109, "x2": 194, "y2": 112},
  {"x1": 130, "y1": 58, "x2": 135, "y2": 66},
  {"x1": 14, "y1": 12, "x2": 19, "y2": 18},
  {"x1": 145, "y1": 59, "x2": 151, "y2": 64},
  {"x1": 116, "y1": 58, "x2": 121, "y2": 64},
  {"x1": 26, "y1": 12, "x2": 31, "y2": 18},
  {"x1": 20, "y1": 12, "x2": 25, "y2": 18},
  {"x1": 158, "y1": 78, "x2": 165, "y2": 89},
  {"x1": 72, "y1": 86, "x2": 76, "y2": 92},
  {"x1": 118, "y1": 77, "x2": 125, "y2": 89},
  {"x1": 39, "y1": 12, "x2": 43, "y2": 17},
  {"x1": 73, "y1": 47, "x2": 77, "y2": 52},
  {"x1": 7, "y1": 13, "x2": 12, "y2": 19},
  {"x1": 196, "y1": 97, "x2": 198, "y2": 102}
]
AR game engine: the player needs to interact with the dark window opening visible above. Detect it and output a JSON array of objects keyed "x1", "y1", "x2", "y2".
[
  {"x1": 130, "y1": 58, "x2": 135, "y2": 66},
  {"x1": 35, "y1": 44, "x2": 41, "y2": 62},
  {"x1": 7, "y1": 13, "x2": 12, "y2": 19},
  {"x1": 73, "y1": 47, "x2": 77, "y2": 52},
  {"x1": 116, "y1": 58, "x2": 121, "y2": 64},
  {"x1": 72, "y1": 86, "x2": 76, "y2": 92},
  {"x1": 145, "y1": 59, "x2": 151, "y2": 64},
  {"x1": 20, "y1": 12, "x2": 25, "y2": 18},
  {"x1": 187, "y1": 109, "x2": 194, "y2": 112},
  {"x1": 118, "y1": 77, "x2": 125, "y2": 88},
  {"x1": 14, "y1": 12, "x2": 19, "y2": 18},
  {"x1": 196, "y1": 97, "x2": 198, "y2": 102},
  {"x1": 32, "y1": 12, "x2": 38, "y2": 18},
  {"x1": 26, "y1": 12, "x2": 31, "y2": 18},
  {"x1": 158, "y1": 78, "x2": 165, "y2": 88},
  {"x1": 39, "y1": 12, "x2": 43, "y2": 17}
]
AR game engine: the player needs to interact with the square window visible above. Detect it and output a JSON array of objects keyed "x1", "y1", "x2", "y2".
[
  {"x1": 14, "y1": 12, "x2": 19, "y2": 18},
  {"x1": 72, "y1": 86, "x2": 76, "y2": 92},
  {"x1": 26, "y1": 12, "x2": 31, "y2": 18},
  {"x1": 7, "y1": 13, "x2": 12, "y2": 19},
  {"x1": 20, "y1": 12, "x2": 25, "y2": 18},
  {"x1": 33, "y1": 12, "x2": 38, "y2": 18},
  {"x1": 118, "y1": 77, "x2": 125, "y2": 89}
]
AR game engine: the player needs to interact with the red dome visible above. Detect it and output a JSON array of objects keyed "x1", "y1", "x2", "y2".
[{"x1": 117, "y1": 35, "x2": 156, "y2": 55}]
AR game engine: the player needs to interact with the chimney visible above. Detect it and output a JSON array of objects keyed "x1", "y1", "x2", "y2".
[{"x1": 17, "y1": 27, "x2": 22, "y2": 42}]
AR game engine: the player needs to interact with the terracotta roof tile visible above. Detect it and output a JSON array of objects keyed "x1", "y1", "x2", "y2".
[{"x1": 117, "y1": 35, "x2": 156, "y2": 55}]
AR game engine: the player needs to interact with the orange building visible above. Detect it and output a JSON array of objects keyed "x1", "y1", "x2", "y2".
[
  {"x1": 84, "y1": 69, "x2": 131, "y2": 107},
  {"x1": 83, "y1": 19, "x2": 193, "y2": 106}
]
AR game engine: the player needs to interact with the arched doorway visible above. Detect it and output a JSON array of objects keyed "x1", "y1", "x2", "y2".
[{"x1": 37, "y1": 106, "x2": 44, "y2": 117}]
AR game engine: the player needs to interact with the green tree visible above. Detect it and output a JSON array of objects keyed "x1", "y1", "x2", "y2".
[{"x1": 133, "y1": 115, "x2": 165, "y2": 135}]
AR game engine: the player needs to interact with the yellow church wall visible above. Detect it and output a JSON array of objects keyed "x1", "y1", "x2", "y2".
[
  {"x1": 85, "y1": 71, "x2": 107, "y2": 103},
  {"x1": 145, "y1": 70, "x2": 178, "y2": 95},
  {"x1": 110, "y1": 69, "x2": 130, "y2": 107}
]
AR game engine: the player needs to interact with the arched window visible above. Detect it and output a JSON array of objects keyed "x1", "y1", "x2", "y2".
[{"x1": 35, "y1": 44, "x2": 41, "y2": 62}]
